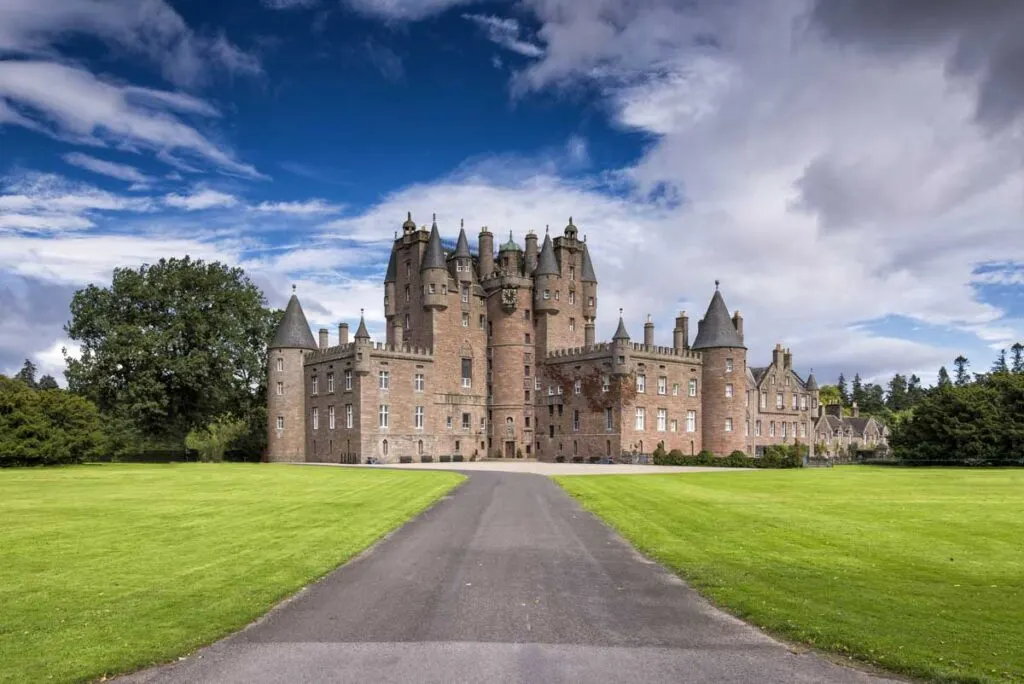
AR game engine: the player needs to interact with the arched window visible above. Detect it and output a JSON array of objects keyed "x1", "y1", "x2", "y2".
[
  {"x1": 418, "y1": 440, "x2": 423, "y2": 455},
  {"x1": 382, "y1": 439, "x2": 389, "y2": 456}
]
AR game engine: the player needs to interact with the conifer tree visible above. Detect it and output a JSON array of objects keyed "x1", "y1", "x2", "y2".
[{"x1": 953, "y1": 356, "x2": 970, "y2": 386}]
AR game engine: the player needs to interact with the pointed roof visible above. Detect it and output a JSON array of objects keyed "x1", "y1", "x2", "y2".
[
  {"x1": 691, "y1": 284, "x2": 745, "y2": 350},
  {"x1": 354, "y1": 309, "x2": 370, "y2": 340},
  {"x1": 402, "y1": 211, "x2": 416, "y2": 232},
  {"x1": 535, "y1": 233, "x2": 559, "y2": 276},
  {"x1": 805, "y1": 370, "x2": 819, "y2": 390},
  {"x1": 453, "y1": 225, "x2": 471, "y2": 258},
  {"x1": 270, "y1": 290, "x2": 318, "y2": 350},
  {"x1": 580, "y1": 242, "x2": 597, "y2": 282},
  {"x1": 613, "y1": 310, "x2": 630, "y2": 341},
  {"x1": 384, "y1": 246, "x2": 398, "y2": 283},
  {"x1": 421, "y1": 219, "x2": 445, "y2": 270},
  {"x1": 499, "y1": 230, "x2": 521, "y2": 252}
]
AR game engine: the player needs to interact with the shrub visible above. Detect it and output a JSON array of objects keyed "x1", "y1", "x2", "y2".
[
  {"x1": 556, "y1": 456, "x2": 565, "y2": 463},
  {"x1": 652, "y1": 444, "x2": 804, "y2": 469},
  {"x1": 184, "y1": 414, "x2": 248, "y2": 463}
]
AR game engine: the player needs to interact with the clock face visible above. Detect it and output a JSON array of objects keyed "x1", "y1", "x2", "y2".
[{"x1": 501, "y1": 288, "x2": 517, "y2": 307}]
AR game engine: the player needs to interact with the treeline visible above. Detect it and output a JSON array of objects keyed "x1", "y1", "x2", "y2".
[{"x1": 1, "y1": 257, "x2": 282, "y2": 467}]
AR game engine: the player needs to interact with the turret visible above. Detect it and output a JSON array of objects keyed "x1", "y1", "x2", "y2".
[
  {"x1": 732, "y1": 310, "x2": 744, "y2": 344},
  {"x1": 580, "y1": 239, "x2": 597, "y2": 319},
  {"x1": 452, "y1": 221, "x2": 474, "y2": 282},
  {"x1": 267, "y1": 286, "x2": 318, "y2": 463},
  {"x1": 524, "y1": 231, "x2": 539, "y2": 274},
  {"x1": 673, "y1": 311, "x2": 688, "y2": 351},
  {"x1": 421, "y1": 216, "x2": 448, "y2": 311},
  {"x1": 353, "y1": 309, "x2": 371, "y2": 376},
  {"x1": 393, "y1": 318, "x2": 404, "y2": 349},
  {"x1": 692, "y1": 281, "x2": 747, "y2": 456},
  {"x1": 478, "y1": 227, "x2": 494, "y2": 279},
  {"x1": 401, "y1": 211, "x2": 416, "y2": 236},
  {"x1": 498, "y1": 231, "x2": 521, "y2": 274},
  {"x1": 533, "y1": 231, "x2": 560, "y2": 313},
  {"x1": 612, "y1": 309, "x2": 631, "y2": 375},
  {"x1": 643, "y1": 315, "x2": 654, "y2": 348},
  {"x1": 384, "y1": 242, "x2": 397, "y2": 319},
  {"x1": 564, "y1": 216, "x2": 578, "y2": 242}
]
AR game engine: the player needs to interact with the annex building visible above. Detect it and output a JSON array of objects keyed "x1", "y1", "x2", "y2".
[{"x1": 267, "y1": 215, "x2": 828, "y2": 464}]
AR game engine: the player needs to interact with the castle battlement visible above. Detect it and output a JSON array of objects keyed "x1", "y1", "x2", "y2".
[
  {"x1": 304, "y1": 341, "x2": 435, "y2": 363},
  {"x1": 545, "y1": 342, "x2": 701, "y2": 362},
  {"x1": 630, "y1": 343, "x2": 703, "y2": 361}
]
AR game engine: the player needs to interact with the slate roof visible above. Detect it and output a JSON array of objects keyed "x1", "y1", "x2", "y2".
[
  {"x1": 384, "y1": 247, "x2": 397, "y2": 283},
  {"x1": 691, "y1": 288, "x2": 745, "y2": 350},
  {"x1": 535, "y1": 233, "x2": 559, "y2": 276},
  {"x1": 749, "y1": 366, "x2": 769, "y2": 384},
  {"x1": 499, "y1": 231, "x2": 521, "y2": 251},
  {"x1": 270, "y1": 293, "x2": 318, "y2": 350},
  {"x1": 354, "y1": 312, "x2": 370, "y2": 340},
  {"x1": 580, "y1": 242, "x2": 597, "y2": 282},
  {"x1": 453, "y1": 226, "x2": 471, "y2": 258},
  {"x1": 805, "y1": 371, "x2": 819, "y2": 390},
  {"x1": 613, "y1": 315, "x2": 630, "y2": 341},
  {"x1": 421, "y1": 222, "x2": 445, "y2": 270}
]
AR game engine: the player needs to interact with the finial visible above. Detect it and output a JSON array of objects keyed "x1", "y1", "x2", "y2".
[
  {"x1": 432, "y1": 212, "x2": 437, "y2": 226},
  {"x1": 394, "y1": 230, "x2": 397, "y2": 238},
  {"x1": 509, "y1": 229, "x2": 513, "y2": 241},
  {"x1": 407, "y1": 211, "x2": 412, "y2": 220},
  {"x1": 715, "y1": 279, "x2": 720, "y2": 290},
  {"x1": 583, "y1": 234, "x2": 587, "y2": 242},
  {"x1": 619, "y1": 308, "x2": 623, "y2": 317},
  {"x1": 545, "y1": 224, "x2": 549, "y2": 234},
  {"x1": 291, "y1": 283, "x2": 296, "y2": 293},
  {"x1": 646, "y1": 314, "x2": 651, "y2": 323},
  {"x1": 568, "y1": 216, "x2": 574, "y2": 226},
  {"x1": 360, "y1": 308, "x2": 364, "y2": 318},
  {"x1": 460, "y1": 218, "x2": 464, "y2": 228}
]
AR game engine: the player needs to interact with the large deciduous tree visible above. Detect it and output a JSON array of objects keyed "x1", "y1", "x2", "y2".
[{"x1": 64, "y1": 257, "x2": 281, "y2": 447}]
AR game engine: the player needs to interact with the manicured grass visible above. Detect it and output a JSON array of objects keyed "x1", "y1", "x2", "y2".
[
  {"x1": 0, "y1": 463, "x2": 463, "y2": 683},
  {"x1": 556, "y1": 468, "x2": 1024, "y2": 684}
]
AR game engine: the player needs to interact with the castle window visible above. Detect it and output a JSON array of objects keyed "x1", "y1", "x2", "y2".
[
  {"x1": 569, "y1": 317, "x2": 575, "y2": 332},
  {"x1": 557, "y1": 385, "x2": 563, "y2": 395},
  {"x1": 462, "y1": 412, "x2": 471, "y2": 430},
  {"x1": 524, "y1": 365, "x2": 531, "y2": 377},
  {"x1": 800, "y1": 395, "x2": 807, "y2": 410},
  {"x1": 760, "y1": 392, "x2": 767, "y2": 409},
  {"x1": 602, "y1": 375, "x2": 610, "y2": 392},
  {"x1": 462, "y1": 313, "x2": 469, "y2": 327},
  {"x1": 525, "y1": 415, "x2": 530, "y2": 427},
  {"x1": 312, "y1": 408, "x2": 319, "y2": 430},
  {"x1": 379, "y1": 404, "x2": 389, "y2": 428},
  {"x1": 455, "y1": 440, "x2": 461, "y2": 452},
  {"x1": 745, "y1": 419, "x2": 749, "y2": 436},
  {"x1": 379, "y1": 370, "x2": 390, "y2": 390},
  {"x1": 311, "y1": 376, "x2": 319, "y2": 395},
  {"x1": 574, "y1": 379, "x2": 581, "y2": 395},
  {"x1": 756, "y1": 420, "x2": 761, "y2": 436},
  {"x1": 725, "y1": 418, "x2": 733, "y2": 432},
  {"x1": 346, "y1": 404, "x2": 353, "y2": 428},
  {"x1": 404, "y1": 314, "x2": 410, "y2": 330},
  {"x1": 792, "y1": 394, "x2": 798, "y2": 410},
  {"x1": 429, "y1": 283, "x2": 436, "y2": 294},
  {"x1": 461, "y1": 358, "x2": 472, "y2": 388},
  {"x1": 573, "y1": 440, "x2": 578, "y2": 455},
  {"x1": 479, "y1": 314, "x2": 485, "y2": 328},
  {"x1": 406, "y1": 262, "x2": 410, "y2": 277},
  {"x1": 769, "y1": 421, "x2": 776, "y2": 437},
  {"x1": 329, "y1": 406, "x2": 336, "y2": 429},
  {"x1": 554, "y1": 291, "x2": 559, "y2": 300},
  {"x1": 327, "y1": 373, "x2": 335, "y2": 393},
  {"x1": 461, "y1": 284, "x2": 469, "y2": 303},
  {"x1": 725, "y1": 383, "x2": 734, "y2": 398},
  {"x1": 670, "y1": 419, "x2": 678, "y2": 432},
  {"x1": 414, "y1": 406, "x2": 424, "y2": 429},
  {"x1": 800, "y1": 422, "x2": 807, "y2": 438},
  {"x1": 672, "y1": 383, "x2": 679, "y2": 396},
  {"x1": 549, "y1": 405, "x2": 554, "y2": 416},
  {"x1": 345, "y1": 370, "x2": 352, "y2": 391},
  {"x1": 456, "y1": 261, "x2": 463, "y2": 272},
  {"x1": 535, "y1": 377, "x2": 541, "y2": 391},
  {"x1": 382, "y1": 439, "x2": 388, "y2": 456},
  {"x1": 569, "y1": 291, "x2": 575, "y2": 304},
  {"x1": 276, "y1": 416, "x2": 284, "y2": 430},
  {"x1": 588, "y1": 296, "x2": 594, "y2": 307},
  {"x1": 557, "y1": 403, "x2": 563, "y2": 414},
  {"x1": 687, "y1": 411, "x2": 696, "y2": 433},
  {"x1": 446, "y1": 416, "x2": 452, "y2": 429},
  {"x1": 543, "y1": 290, "x2": 550, "y2": 300},
  {"x1": 658, "y1": 377, "x2": 667, "y2": 395},
  {"x1": 725, "y1": 357, "x2": 733, "y2": 373},
  {"x1": 418, "y1": 440, "x2": 424, "y2": 455},
  {"x1": 276, "y1": 358, "x2": 284, "y2": 372},
  {"x1": 405, "y1": 285, "x2": 410, "y2": 302},
  {"x1": 635, "y1": 407, "x2": 645, "y2": 431},
  {"x1": 812, "y1": 397, "x2": 819, "y2": 410},
  {"x1": 688, "y1": 378, "x2": 697, "y2": 397},
  {"x1": 276, "y1": 381, "x2": 283, "y2": 395},
  {"x1": 657, "y1": 409, "x2": 667, "y2": 432},
  {"x1": 384, "y1": 294, "x2": 389, "y2": 307},
  {"x1": 573, "y1": 410, "x2": 580, "y2": 432},
  {"x1": 415, "y1": 373, "x2": 425, "y2": 391},
  {"x1": 548, "y1": 385, "x2": 555, "y2": 396},
  {"x1": 524, "y1": 309, "x2": 530, "y2": 319},
  {"x1": 636, "y1": 374, "x2": 646, "y2": 393},
  {"x1": 605, "y1": 408, "x2": 614, "y2": 431},
  {"x1": 786, "y1": 376, "x2": 791, "y2": 387},
  {"x1": 569, "y1": 266, "x2": 575, "y2": 281},
  {"x1": 525, "y1": 333, "x2": 531, "y2": 343},
  {"x1": 782, "y1": 422, "x2": 788, "y2": 438},
  {"x1": 776, "y1": 392, "x2": 783, "y2": 409}
]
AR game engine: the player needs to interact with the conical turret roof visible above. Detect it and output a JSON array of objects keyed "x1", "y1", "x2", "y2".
[
  {"x1": 270, "y1": 291, "x2": 318, "y2": 350},
  {"x1": 354, "y1": 310, "x2": 370, "y2": 340},
  {"x1": 453, "y1": 225, "x2": 471, "y2": 258},
  {"x1": 613, "y1": 313, "x2": 630, "y2": 341},
  {"x1": 580, "y1": 242, "x2": 597, "y2": 282},
  {"x1": 535, "y1": 233, "x2": 559, "y2": 276},
  {"x1": 691, "y1": 285, "x2": 745, "y2": 350},
  {"x1": 384, "y1": 246, "x2": 398, "y2": 283},
  {"x1": 421, "y1": 220, "x2": 445, "y2": 270},
  {"x1": 805, "y1": 370, "x2": 818, "y2": 390}
]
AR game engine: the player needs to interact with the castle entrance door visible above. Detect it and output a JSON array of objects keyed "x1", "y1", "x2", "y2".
[{"x1": 504, "y1": 441, "x2": 515, "y2": 459}]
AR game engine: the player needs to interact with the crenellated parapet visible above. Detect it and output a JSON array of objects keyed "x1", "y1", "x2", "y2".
[
  {"x1": 304, "y1": 341, "x2": 435, "y2": 364},
  {"x1": 545, "y1": 343, "x2": 702, "y2": 363}
]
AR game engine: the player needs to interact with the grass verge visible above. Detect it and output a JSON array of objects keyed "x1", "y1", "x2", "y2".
[
  {"x1": 555, "y1": 467, "x2": 1023, "y2": 683},
  {"x1": 0, "y1": 463, "x2": 463, "y2": 683}
]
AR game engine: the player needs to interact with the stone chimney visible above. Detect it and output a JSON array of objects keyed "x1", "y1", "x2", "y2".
[
  {"x1": 732, "y1": 309, "x2": 743, "y2": 342},
  {"x1": 478, "y1": 228, "x2": 494, "y2": 279},
  {"x1": 644, "y1": 314, "x2": 654, "y2": 347},
  {"x1": 851, "y1": 402, "x2": 859, "y2": 418},
  {"x1": 584, "y1": 320, "x2": 595, "y2": 347},
  {"x1": 783, "y1": 348, "x2": 792, "y2": 370},
  {"x1": 672, "y1": 311, "x2": 687, "y2": 351},
  {"x1": 339, "y1": 323, "x2": 349, "y2": 345},
  {"x1": 772, "y1": 343, "x2": 783, "y2": 367},
  {"x1": 524, "y1": 231, "x2": 539, "y2": 274},
  {"x1": 393, "y1": 319, "x2": 404, "y2": 348},
  {"x1": 825, "y1": 404, "x2": 842, "y2": 418},
  {"x1": 318, "y1": 328, "x2": 329, "y2": 350}
]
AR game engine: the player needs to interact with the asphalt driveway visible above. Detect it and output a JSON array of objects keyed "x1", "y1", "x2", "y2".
[{"x1": 121, "y1": 471, "x2": 899, "y2": 684}]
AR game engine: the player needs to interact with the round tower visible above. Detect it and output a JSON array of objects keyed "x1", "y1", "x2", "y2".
[
  {"x1": 580, "y1": 239, "x2": 597, "y2": 321},
  {"x1": 267, "y1": 286, "x2": 318, "y2": 463},
  {"x1": 533, "y1": 230, "x2": 560, "y2": 314},
  {"x1": 421, "y1": 216, "x2": 448, "y2": 310},
  {"x1": 478, "y1": 227, "x2": 495, "y2": 279},
  {"x1": 691, "y1": 282, "x2": 748, "y2": 456}
]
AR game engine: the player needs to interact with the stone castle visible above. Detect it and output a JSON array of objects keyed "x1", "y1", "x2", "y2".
[{"x1": 267, "y1": 215, "x2": 823, "y2": 463}]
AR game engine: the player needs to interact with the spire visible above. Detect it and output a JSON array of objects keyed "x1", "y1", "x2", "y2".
[
  {"x1": 613, "y1": 308, "x2": 630, "y2": 341},
  {"x1": 270, "y1": 290, "x2": 318, "y2": 350},
  {"x1": 453, "y1": 225, "x2": 471, "y2": 258},
  {"x1": 580, "y1": 241, "x2": 597, "y2": 282},
  {"x1": 535, "y1": 233, "x2": 559, "y2": 276},
  {"x1": 805, "y1": 369, "x2": 819, "y2": 390},
  {"x1": 354, "y1": 309, "x2": 370, "y2": 340},
  {"x1": 384, "y1": 245, "x2": 398, "y2": 283},
  {"x1": 691, "y1": 285, "x2": 745, "y2": 350},
  {"x1": 421, "y1": 220, "x2": 445, "y2": 270}
]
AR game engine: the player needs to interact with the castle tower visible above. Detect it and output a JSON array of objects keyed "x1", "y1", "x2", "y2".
[
  {"x1": 452, "y1": 223, "x2": 474, "y2": 283},
  {"x1": 383, "y1": 242, "x2": 397, "y2": 324},
  {"x1": 524, "y1": 231, "x2": 539, "y2": 274},
  {"x1": 580, "y1": 240, "x2": 597, "y2": 322},
  {"x1": 478, "y1": 227, "x2": 494, "y2": 279},
  {"x1": 611, "y1": 310, "x2": 631, "y2": 376},
  {"x1": 267, "y1": 287, "x2": 318, "y2": 462},
  {"x1": 421, "y1": 217, "x2": 448, "y2": 312},
  {"x1": 692, "y1": 282, "x2": 748, "y2": 456},
  {"x1": 353, "y1": 310, "x2": 371, "y2": 376}
]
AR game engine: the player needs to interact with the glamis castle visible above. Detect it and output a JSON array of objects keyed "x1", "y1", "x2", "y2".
[{"x1": 267, "y1": 215, "x2": 823, "y2": 463}]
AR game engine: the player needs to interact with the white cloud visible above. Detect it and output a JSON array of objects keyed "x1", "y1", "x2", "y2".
[
  {"x1": 0, "y1": 61, "x2": 263, "y2": 178},
  {"x1": 262, "y1": 0, "x2": 319, "y2": 8},
  {"x1": 164, "y1": 188, "x2": 239, "y2": 211},
  {"x1": 254, "y1": 199, "x2": 344, "y2": 215},
  {"x1": 63, "y1": 152, "x2": 155, "y2": 185},
  {"x1": 342, "y1": 0, "x2": 480, "y2": 21},
  {"x1": 0, "y1": 213, "x2": 94, "y2": 232},
  {"x1": 464, "y1": 14, "x2": 544, "y2": 58}
]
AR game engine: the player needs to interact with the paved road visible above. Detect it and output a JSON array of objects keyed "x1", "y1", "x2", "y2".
[
  {"x1": 123, "y1": 472, "x2": 899, "y2": 684},
  {"x1": 304, "y1": 460, "x2": 753, "y2": 475}
]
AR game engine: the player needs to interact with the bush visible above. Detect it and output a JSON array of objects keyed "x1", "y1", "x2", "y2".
[
  {"x1": 556, "y1": 456, "x2": 565, "y2": 463},
  {"x1": 184, "y1": 414, "x2": 248, "y2": 463},
  {"x1": 652, "y1": 443, "x2": 804, "y2": 469}
]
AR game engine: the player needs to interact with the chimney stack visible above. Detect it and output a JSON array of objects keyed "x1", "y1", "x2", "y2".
[
  {"x1": 783, "y1": 348, "x2": 792, "y2": 370},
  {"x1": 319, "y1": 328, "x2": 329, "y2": 350},
  {"x1": 339, "y1": 323, "x2": 349, "y2": 345},
  {"x1": 773, "y1": 343, "x2": 783, "y2": 367},
  {"x1": 584, "y1": 320, "x2": 595, "y2": 347},
  {"x1": 479, "y1": 228, "x2": 494, "y2": 279},
  {"x1": 393, "y1": 319, "x2": 404, "y2": 348},
  {"x1": 673, "y1": 311, "x2": 688, "y2": 351},
  {"x1": 851, "y1": 402, "x2": 859, "y2": 418},
  {"x1": 732, "y1": 310, "x2": 744, "y2": 342},
  {"x1": 644, "y1": 314, "x2": 654, "y2": 347},
  {"x1": 524, "y1": 231, "x2": 539, "y2": 274}
]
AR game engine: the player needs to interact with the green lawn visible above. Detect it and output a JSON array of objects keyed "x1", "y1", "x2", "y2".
[
  {"x1": 0, "y1": 463, "x2": 463, "y2": 684},
  {"x1": 556, "y1": 467, "x2": 1024, "y2": 684}
]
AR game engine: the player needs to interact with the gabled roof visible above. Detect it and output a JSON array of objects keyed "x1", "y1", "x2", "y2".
[
  {"x1": 384, "y1": 246, "x2": 398, "y2": 283},
  {"x1": 580, "y1": 242, "x2": 597, "y2": 282},
  {"x1": 453, "y1": 226, "x2": 471, "y2": 258},
  {"x1": 535, "y1": 233, "x2": 559, "y2": 276},
  {"x1": 421, "y1": 221, "x2": 445, "y2": 270},
  {"x1": 691, "y1": 287, "x2": 745, "y2": 350},
  {"x1": 749, "y1": 366, "x2": 769, "y2": 384},
  {"x1": 270, "y1": 293, "x2": 318, "y2": 350},
  {"x1": 613, "y1": 315, "x2": 630, "y2": 341}
]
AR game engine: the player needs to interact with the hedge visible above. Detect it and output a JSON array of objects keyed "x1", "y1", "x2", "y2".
[{"x1": 652, "y1": 442, "x2": 804, "y2": 468}]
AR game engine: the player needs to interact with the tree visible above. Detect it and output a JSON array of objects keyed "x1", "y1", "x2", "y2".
[
  {"x1": 937, "y1": 366, "x2": 952, "y2": 388},
  {"x1": 907, "y1": 374, "x2": 925, "y2": 406},
  {"x1": 886, "y1": 373, "x2": 908, "y2": 411},
  {"x1": 851, "y1": 373, "x2": 865, "y2": 406},
  {"x1": 185, "y1": 414, "x2": 249, "y2": 462},
  {"x1": 37, "y1": 375, "x2": 59, "y2": 390},
  {"x1": 992, "y1": 349, "x2": 1009, "y2": 374},
  {"x1": 953, "y1": 355, "x2": 970, "y2": 386},
  {"x1": 14, "y1": 359, "x2": 38, "y2": 388},
  {"x1": 837, "y1": 373, "x2": 849, "y2": 405},
  {"x1": 64, "y1": 256, "x2": 281, "y2": 450},
  {"x1": 1011, "y1": 342, "x2": 1024, "y2": 374},
  {"x1": 818, "y1": 384, "x2": 842, "y2": 407}
]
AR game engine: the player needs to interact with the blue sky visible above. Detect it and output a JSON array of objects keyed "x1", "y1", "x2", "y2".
[{"x1": 1, "y1": 0, "x2": 1023, "y2": 388}]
